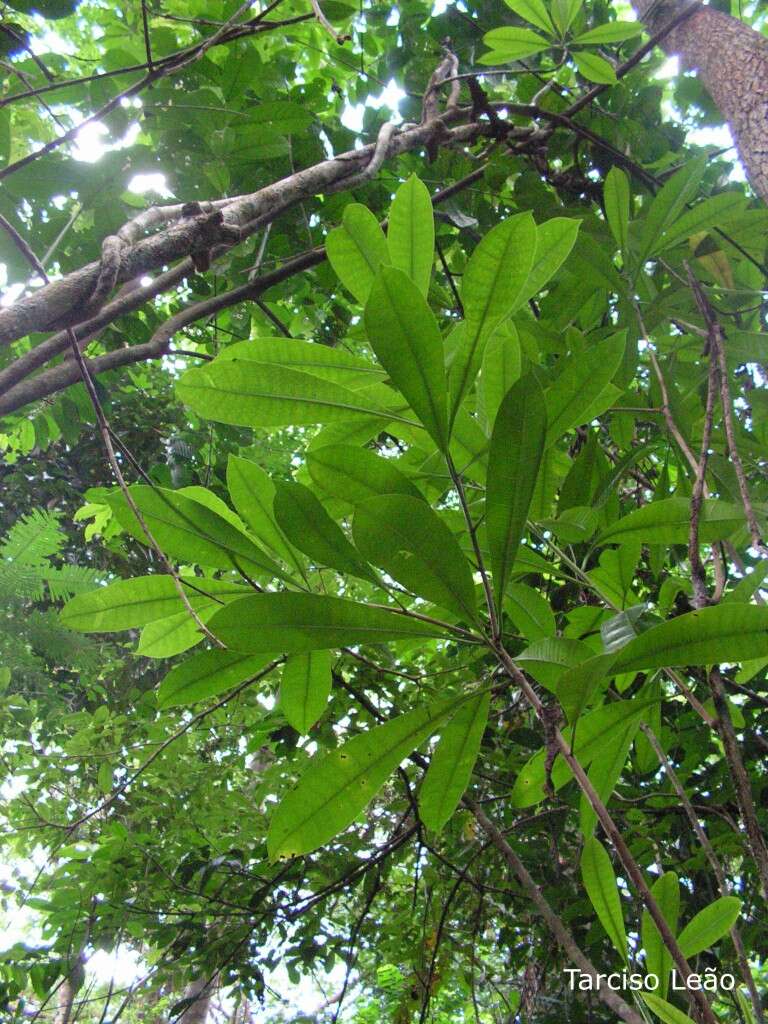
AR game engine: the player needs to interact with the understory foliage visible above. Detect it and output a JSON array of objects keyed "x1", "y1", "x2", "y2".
[{"x1": 0, "y1": 0, "x2": 767, "y2": 1022}]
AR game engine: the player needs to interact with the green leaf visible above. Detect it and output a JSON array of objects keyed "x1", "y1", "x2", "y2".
[
  {"x1": 158, "y1": 650, "x2": 277, "y2": 709},
  {"x1": 517, "y1": 217, "x2": 580, "y2": 307},
  {"x1": 596, "y1": 498, "x2": 748, "y2": 546},
  {"x1": 273, "y1": 480, "x2": 378, "y2": 583},
  {"x1": 579, "y1": 714, "x2": 638, "y2": 835},
  {"x1": 207, "y1": 592, "x2": 447, "y2": 653},
  {"x1": 218, "y1": 337, "x2": 382, "y2": 389},
  {"x1": 642, "y1": 872, "x2": 680, "y2": 999},
  {"x1": 177, "y1": 362, "x2": 392, "y2": 428},
  {"x1": 481, "y1": 26, "x2": 551, "y2": 61},
  {"x1": 511, "y1": 697, "x2": 656, "y2": 806},
  {"x1": 573, "y1": 51, "x2": 617, "y2": 84},
  {"x1": 551, "y1": 0, "x2": 582, "y2": 33},
  {"x1": 365, "y1": 265, "x2": 449, "y2": 450},
  {"x1": 449, "y1": 213, "x2": 537, "y2": 417},
  {"x1": 636, "y1": 156, "x2": 707, "y2": 268},
  {"x1": 226, "y1": 456, "x2": 302, "y2": 571},
  {"x1": 419, "y1": 690, "x2": 490, "y2": 832},
  {"x1": 280, "y1": 651, "x2": 332, "y2": 734},
  {"x1": 572, "y1": 21, "x2": 642, "y2": 43},
  {"x1": 326, "y1": 203, "x2": 389, "y2": 303},
  {"x1": 306, "y1": 444, "x2": 422, "y2": 507},
  {"x1": 104, "y1": 486, "x2": 284, "y2": 579},
  {"x1": 677, "y1": 896, "x2": 741, "y2": 958},
  {"x1": 657, "y1": 192, "x2": 748, "y2": 252},
  {"x1": 604, "y1": 167, "x2": 630, "y2": 252},
  {"x1": 477, "y1": 325, "x2": 521, "y2": 428},
  {"x1": 641, "y1": 993, "x2": 697, "y2": 1024},
  {"x1": 267, "y1": 691, "x2": 472, "y2": 859},
  {"x1": 60, "y1": 576, "x2": 247, "y2": 632},
  {"x1": 580, "y1": 837, "x2": 628, "y2": 961},
  {"x1": 505, "y1": 582, "x2": 556, "y2": 641},
  {"x1": 486, "y1": 374, "x2": 547, "y2": 605},
  {"x1": 555, "y1": 652, "x2": 617, "y2": 723},
  {"x1": 612, "y1": 605, "x2": 768, "y2": 674},
  {"x1": 515, "y1": 637, "x2": 594, "y2": 691},
  {"x1": 387, "y1": 174, "x2": 434, "y2": 297},
  {"x1": 502, "y1": 0, "x2": 554, "y2": 34},
  {"x1": 353, "y1": 495, "x2": 477, "y2": 620},
  {"x1": 544, "y1": 333, "x2": 625, "y2": 444},
  {"x1": 136, "y1": 610, "x2": 209, "y2": 659}
]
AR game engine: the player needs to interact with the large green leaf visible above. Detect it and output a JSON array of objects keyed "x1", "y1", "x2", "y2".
[
  {"x1": 273, "y1": 480, "x2": 378, "y2": 583},
  {"x1": 364, "y1": 265, "x2": 449, "y2": 450},
  {"x1": 306, "y1": 444, "x2": 422, "y2": 507},
  {"x1": 177, "y1": 362, "x2": 398, "y2": 428},
  {"x1": 573, "y1": 51, "x2": 617, "y2": 85},
  {"x1": 511, "y1": 697, "x2": 656, "y2": 806},
  {"x1": 641, "y1": 872, "x2": 680, "y2": 999},
  {"x1": 136, "y1": 610, "x2": 211, "y2": 659},
  {"x1": 677, "y1": 896, "x2": 741, "y2": 958},
  {"x1": 477, "y1": 325, "x2": 521, "y2": 428},
  {"x1": 502, "y1": 0, "x2": 554, "y2": 33},
  {"x1": 641, "y1": 993, "x2": 697, "y2": 1024},
  {"x1": 105, "y1": 486, "x2": 283, "y2": 579},
  {"x1": 579, "y1": 713, "x2": 638, "y2": 835},
  {"x1": 207, "y1": 592, "x2": 448, "y2": 653},
  {"x1": 353, "y1": 495, "x2": 477, "y2": 620},
  {"x1": 217, "y1": 337, "x2": 382, "y2": 389},
  {"x1": 544, "y1": 333, "x2": 625, "y2": 444},
  {"x1": 612, "y1": 605, "x2": 768, "y2": 673},
  {"x1": 481, "y1": 26, "x2": 551, "y2": 61},
  {"x1": 387, "y1": 174, "x2": 434, "y2": 297},
  {"x1": 60, "y1": 575, "x2": 248, "y2": 632},
  {"x1": 515, "y1": 637, "x2": 594, "y2": 691},
  {"x1": 635, "y1": 155, "x2": 707, "y2": 267},
  {"x1": 267, "y1": 691, "x2": 470, "y2": 859},
  {"x1": 449, "y1": 213, "x2": 537, "y2": 417},
  {"x1": 596, "y1": 498, "x2": 748, "y2": 546},
  {"x1": 280, "y1": 651, "x2": 332, "y2": 734},
  {"x1": 158, "y1": 650, "x2": 277, "y2": 709},
  {"x1": 419, "y1": 690, "x2": 490, "y2": 832},
  {"x1": 326, "y1": 202, "x2": 389, "y2": 303},
  {"x1": 604, "y1": 166, "x2": 630, "y2": 252},
  {"x1": 226, "y1": 456, "x2": 302, "y2": 571},
  {"x1": 580, "y1": 837, "x2": 628, "y2": 962},
  {"x1": 486, "y1": 375, "x2": 547, "y2": 607},
  {"x1": 572, "y1": 21, "x2": 642, "y2": 43},
  {"x1": 516, "y1": 217, "x2": 580, "y2": 307},
  {"x1": 658, "y1": 192, "x2": 747, "y2": 252},
  {"x1": 505, "y1": 582, "x2": 556, "y2": 641}
]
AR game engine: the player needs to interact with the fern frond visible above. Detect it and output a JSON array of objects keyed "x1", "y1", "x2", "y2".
[
  {"x1": 45, "y1": 565, "x2": 101, "y2": 601},
  {"x1": 1, "y1": 509, "x2": 63, "y2": 566}
]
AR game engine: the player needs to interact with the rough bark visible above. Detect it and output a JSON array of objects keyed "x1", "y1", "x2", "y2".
[{"x1": 633, "y1": 0, "x2": 768, "y2": 203}]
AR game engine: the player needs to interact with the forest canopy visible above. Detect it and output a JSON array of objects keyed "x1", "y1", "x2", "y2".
[{"x1": 0, "y1": 0, "x2": 767, "y2": 1022}]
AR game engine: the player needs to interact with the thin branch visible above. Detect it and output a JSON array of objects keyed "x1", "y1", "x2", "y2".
[
  {"x1": 310, "y1": 0, "x2": 351, "y2": 44},
  {"x1": 492, "y1": 645, "x2": 719, "y2": 1024},
  {"x1": 465, "y1": 799, "x2": 645, "y2": 1024}
]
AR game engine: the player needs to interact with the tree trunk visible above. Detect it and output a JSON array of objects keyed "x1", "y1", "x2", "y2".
[
  {"x1": 53, "y1": 959, "x2": 85, "y2": 1024},
  {"x1": 633, "y1": 0, "x2": 768, "y2": 203},
  {"x1": 176, "y1": 977, "x2": 214, "y2": 1024},
  {"x1": 53, "y1": 980, "x2": 76, "y2": 1024}
]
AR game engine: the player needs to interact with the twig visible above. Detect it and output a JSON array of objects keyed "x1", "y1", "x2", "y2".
[
  {"x1": 310, "y1": 0, "x2": 351, "y2": 44},
  {"x1": 465, "y1": 799, "x2": 645, "y2": 1024},
  {"x1": 708, "y1": 667, "x2": 768, "y2": 901},
  {"x1": 492, "y1": 645, "x2": 719, "y2": 1024},
  {"x1": 688, "y1": 342, "x2": 718, "y2": 608},
  {"x1": 640, "y1": 723, "x2": 765, "y2": 1024},
  {"x1": 141, "y1": 0, "x2": 154, "y2": 71}
]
